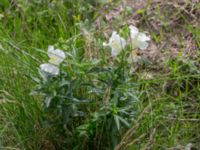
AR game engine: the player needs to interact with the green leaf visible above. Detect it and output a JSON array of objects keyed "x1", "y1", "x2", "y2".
[
  {"x1": 59, "y1": 80, "x2": 70, "y2": 87},
  {"x1": 38, "y1": 70, "x2": 48, "y2": 81},
  {"x1": 30, "y1": 76, "x2": 40, "y2": 83},
  {"x1": 87, "y1": 67, "x2": 111, "y2": 74},
  {"x1": 118, "y1": 116, "x2": 130, "y2": 128},
  {"x1": 114, "y1": 115, "x2": 120, "y2": 130},
  {"x1": 45, "y1": 96, "x2": 52, "y2": 108}
]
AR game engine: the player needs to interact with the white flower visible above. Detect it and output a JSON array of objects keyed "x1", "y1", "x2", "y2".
[
  {"x1": 47, "y1": 45, "x2": 66, "y2": 65},
  {"x1": 129, "y1": 25, "x2": 150, "y2": 50},
  {"x1": 40, "y1": 63, "x2": 59, "y2": 76},
  {"x1": 103, "y1": 31, "x2": 126, "y2": 57},
  {"x1": 39, "y1": 46, "x2": 66, "y2": 76}
]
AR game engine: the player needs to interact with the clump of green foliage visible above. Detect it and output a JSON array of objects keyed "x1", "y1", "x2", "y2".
[{"x1": 32, "y1": 33, "x2": 140, "y2": 149}]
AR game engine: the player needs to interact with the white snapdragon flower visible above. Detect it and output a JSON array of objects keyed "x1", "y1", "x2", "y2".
[
  {"x1": 40, "y1": 46, "x2": 66, "y2": 76},
  {"x1": 47, "y1": 45, "x2": 66, "y2": 65},
  {"x1": 40, "y1": 63, "x2": 59, "y2": 76},
  {"x1": 129, "y1": 25, "x2": 150, "y2": 50},
  {"x1": 103, "y1": 31, "x2": 126, "y2": 57}
]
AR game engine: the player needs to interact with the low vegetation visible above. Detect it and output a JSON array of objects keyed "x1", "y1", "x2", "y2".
[{"x1": 0, "y1": 0, "x2": 199, "y2": 150}]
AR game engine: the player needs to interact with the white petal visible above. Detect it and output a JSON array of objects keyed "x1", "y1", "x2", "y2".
[
  {"x1": 109, "y1": 31, "x2": 118, "y2": 45},
  {"x1": 48, "y1": 48, "x2": 65, "y2": 59},
  {"x1": 111, "y1": 31, "x2": 118, "y2": 37},
  {"x1": 47, "y1": 45, "x2": 54, "y2": 56},
  {"x1": 111, "y1": 47, "x2": 121, "y2": 57},
  {"x1": 120, "y1": 37, "x2": 126, "y2": 48},
  {"x1": 129, "y1": 25, "x2": 139, "y2": 39},
  {"x1": 104, "y1": 31, "x2": 126, "y2": 57},
  {"x1": 111, "y1": 32, "x2": 126, "y2": 50},
  {"x1": 54, "y1": 49, "x2": 66, "y2": 59},
  {"x1": 137, "y1": 33, "x2": 150, "y2": 42},
  {"x1": 47, "y1": 47, "x2": 66, "y2": 65},
  {"x1": 40, "y1": 63, "x2": 59, "y2": 75},
  {"x1": 111, "y1": 39, "x2": 126, "y2": 56},
  {"x1": 137, "y1": 41, "x2": 149, "y2": 50}
]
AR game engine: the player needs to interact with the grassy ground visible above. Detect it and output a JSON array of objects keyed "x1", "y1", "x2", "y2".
[{"x1": 0, "y1": 0, "x2": 200, "y2": 150}]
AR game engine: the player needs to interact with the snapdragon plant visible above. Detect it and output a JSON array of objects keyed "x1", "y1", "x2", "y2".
[{"x1": 32, "y1": 25, "x2": 150, "y2": 149}]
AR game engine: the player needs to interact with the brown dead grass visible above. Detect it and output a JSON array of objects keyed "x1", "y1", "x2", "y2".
[{"x1": 93, "y1": 0, "x2": 199, "y2": 65}]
